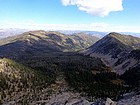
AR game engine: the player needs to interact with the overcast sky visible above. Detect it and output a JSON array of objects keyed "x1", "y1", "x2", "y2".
[{"x1": 0, "y1": 0, "x2": 140, "y2": 32}]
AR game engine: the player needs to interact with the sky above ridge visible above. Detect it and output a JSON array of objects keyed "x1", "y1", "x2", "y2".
[{"x1": 0, "y1": 0, "x2": 140, "y2": 32}]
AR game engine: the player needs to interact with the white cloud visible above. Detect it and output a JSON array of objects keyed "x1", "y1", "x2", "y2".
[{"x1": 61, "y1": 0, "x2": 123, "y2": 16}]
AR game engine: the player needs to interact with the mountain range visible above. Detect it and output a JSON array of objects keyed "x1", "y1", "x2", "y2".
[
  {"x1": 59, "y1": 30, "x2": 140, "y2": 38},
  {"x1": 0, "y1": 30, "x2": 140, "y2": 104},
  {"x1": 1, "y1": 28, "x2": 140, "y2": 39},
  {"x1": 0, "y1": 30, "x2": 99, "y2": 61}
]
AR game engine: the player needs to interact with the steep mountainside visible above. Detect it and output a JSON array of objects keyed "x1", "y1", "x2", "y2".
[
  {"x1": 0, "y1": 30, "x2": 99, "y2": 61},
  {"x1": 84, "y1": 32, "x2": 140, "y2": 74},
  {"x1": 121, "y1": 49, "x2": 140, "y2": 91}
]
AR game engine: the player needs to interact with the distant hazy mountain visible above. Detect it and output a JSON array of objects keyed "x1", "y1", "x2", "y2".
[
  {"x1": 120, "y1": 32, "x2": 140, "y2": 38},
  {"x1": 84, "y1": 32, "x2": 140, "y2": 74},
  {"x1": 59, "y1": 30, "x2": 109, "y2": 38},
  {"x1": 0, "y1": 28, "x2": 29, "y2": 39},
  {"x1": 1, "y1": 28, "x2": 140, "y2": 39},
  {"x1": 0, "y1": 29, "x2": 107, "y2": 39},
  {"x1": 59, "y1": 30, "x2": 140, "y2": 38}
]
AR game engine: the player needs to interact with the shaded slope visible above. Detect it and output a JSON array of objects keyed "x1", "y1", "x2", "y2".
[{"x1": 120, "y1": 50, "x2": 140, "y2": 92}]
